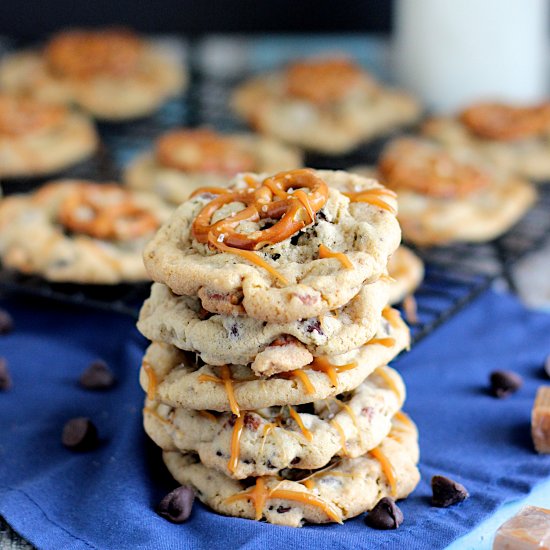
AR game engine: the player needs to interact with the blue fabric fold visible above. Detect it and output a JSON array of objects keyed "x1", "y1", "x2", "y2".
[{"x1": 1, "y1": 290, "x2": 549, "y2": 550}]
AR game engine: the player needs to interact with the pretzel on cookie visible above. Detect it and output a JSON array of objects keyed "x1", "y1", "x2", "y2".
[
  {"x1": 58, "y1": 183, "x2": 159, "y2": 240},
  {"x1": 460, "y1": 102, "x2": 550, "y2": 141},
  {"x1": 191, "y1": 169, "x2": 329, "y2": 250}
]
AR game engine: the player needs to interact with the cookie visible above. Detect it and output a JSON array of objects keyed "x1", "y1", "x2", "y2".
[
  {"x1": 139, "y1": 307, "x2": 409, "y2": 412},
  {"x1": 387, "y1": 246, "x2": 424, "y2": 305},
  {"x1": 0, "y1": 180, "x2": 171, "y2": 283},
  {"x1": 0, "y1": 28, "x2": 186, "y2": 120},
  {"x1": 138, "y1": 278, "x2": 391, "y2": 375},
  {"x1": 143, "y1": 169, "x2": 401, "y2": 323},
  {"x1": 232, "y1": 57, "x2": 421, "y2": 154},
  {"x1": 0, "y1": 93, "x2": 98, "y2": 178},
  {"x1": 422, "y1": 102, "x2": 550, "y2": 181},
  {"x1": 144, "y1": 365, "x2": 405, "y2": 479},
  {"x1": 374, "y1": 137, "x2": 536, "y2": 245},
  {"x1": 125, "y1": 128, "x2": 302, "y2": 205},
  {"x1": 162, "y1": 413, "x2": 419, "y2": 526}
]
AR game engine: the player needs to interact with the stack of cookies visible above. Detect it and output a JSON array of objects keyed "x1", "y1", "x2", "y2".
[{"x1": 137, "y1": 168, "x2": 420, "y2": 527}]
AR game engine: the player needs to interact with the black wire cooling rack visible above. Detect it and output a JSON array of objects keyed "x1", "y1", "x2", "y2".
[{"x1": 1, "y1": 36, "x2": 549, "y2": 345}]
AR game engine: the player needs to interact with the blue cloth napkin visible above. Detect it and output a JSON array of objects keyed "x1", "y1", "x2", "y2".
[{"x1": 1, "y1": 290, "x2": 550, "y2": 550}]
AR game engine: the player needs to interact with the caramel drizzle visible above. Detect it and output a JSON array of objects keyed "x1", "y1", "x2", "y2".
[
  {"x1": 225, "y1": 477, "x2": 342, "y2": 523},
  {"x1": 335, "y1": 399, "x2": 363, "y2": 447},
  {"x1": 403, "y1": 294, "x2": 418, "y2": 324},
  {"x1": 310, "y1": 357, "x2": 357, "y2": 386},
  {"x1": 318, "y1": 244, "x2": 353, "y2": 269},
  {"x1": 142, "y1": 361, "x2": 157, "y2": 401},
  {"x1": 288, "y1": 406, "x2": 313, "y2": 441},
  {"x1": 142, "y1": 407, "x2": 170, "y2": 425},
  {"x1": 292, "y1": 189, "x2": 315, "y2": 223},
  {"x1": 394, "y1": 411, "x2": 412, "y2": 427},
  {"x1": 331, "y1": 419, "x2": 348, "y2": 456},
  {"x1": 374, "y1": 367, "x2": 402, "y2": 401},
  {"x1": 198, "y1": 410, "x2": 217, "y2": 422},
  {"x1": 228, "y1": 414, "x2": 245, "y2": 474},
  {"x1": 343, "y1": 189, "x2": 397, "y2": 215},
  {"x1": 301, "y1": 478, "x2": 315, "y2": 490},
  {"x1": 198, "y1": 365, "x2": 240, "y2": 416},
  {"x1": 282, "y1": 369, "x2": 316, "y2": 394},
  {"x1": 208, "y1": 234, "x2": 289, "y2": 286},
  {"x1": 370, "y1": 447, "x2": 397, "y2": 497},
  {"x1": 366, "y1": 337, "x2": 396, "y2": 348},
  {"x1": 382, "y1": 307, "x2": 402, "y2": 329}
]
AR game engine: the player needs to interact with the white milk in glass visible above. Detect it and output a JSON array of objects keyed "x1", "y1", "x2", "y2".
[{"x1": 394, "y1": 0, "x2": 549, "y2": 113}]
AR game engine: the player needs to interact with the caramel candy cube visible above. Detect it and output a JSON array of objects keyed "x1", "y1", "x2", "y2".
[
  {"x1": 493, "y1": 506, "x2": 550, "y2": 549},
  {"x1": 532, "y1": 386, "x2": 550, "y2": 453}
]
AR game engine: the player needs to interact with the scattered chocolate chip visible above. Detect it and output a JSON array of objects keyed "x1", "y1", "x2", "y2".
[
  {"x1": 216, "y1": 450, "x2": 223, "y2": 457},
  {"x1": 365, "y1": 497, "x2": 404, "y2": 529},
  {"x1": 544, "y1": 355, "x2": 550, "y2": 379},
  {"x1": 79, "y1": 360, "x2": 115, "y2": 390},
  {"x1": 431, "y1": 475, "x2": 469, "y2": 507},
  {"x1": 197, "y1": 308, "x2": 212, "y2": 321},
  {"x1": 62, "y1": 417, "x2": 99, "y2": 451},
  {"x1": 229, "y1": 324, "x2": 240, "y2": 338},
  {"x1": 276, "y1": 506, "x2": 291, "y2": 514},
  {"x1": 0, "y1": 358, "x2": 12, "y2": 391},
  {"x1": 244, "y1": 413, "x2": 260, "y2": 431},
  {"x1": 304, "y1": 319, "x2": 323, "y2": 335},
  {"x1": 270, "y1": 253, "x2": 281, "y2": 261},
  {"x1": 490, "y1": 370, "x2": 523, "y2": 398},
  {"x1": 290, "y1": 457, "x2": 301, "y2": 465},
  {"x1": 290, "y1": 233, "x2": 301, "y2": 246},
  {"x1": 317, "y1": 210, "x2": 327, "y2": 221},
  {"x1": 0, "y1": 309, "x2": 13, "y2": 335},
  {"x1": 157, "y1": 485, "x2": 195, "y2": 523}
]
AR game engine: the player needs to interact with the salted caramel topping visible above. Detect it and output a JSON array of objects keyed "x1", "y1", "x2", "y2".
[
  {"x1": 331, "y1": 419, "x2": 348, "y2": 456},
  {"x1": 142, "y1": 361, "x2": 157, "y2": 401},
  {"x1": 301, "y1": 478, "x2": 315, "y2": 490},
  {"x1": 365, "y1": 337, "x2": 396, "y2": 348},
  {"x1": 460, "y1": 102, "x2": 550, "y2": 141},
  {"x1": 379, "y1": 138, "x2": 491, "y2": 199},
  {"x1": 310, "y1": 357, "x2": 357, "y2": 386},
  {"x1": 209, "y1": 235, "x2": 289, "y2": 286},
  {"x1": 192, "y1": 168, "x2": 328, "y2": 250},
  {"x1": 382, "y1": 307, "x2": 402, "y2": 329},
  {"x1": 45, "y1": 28, "x2": 142, "y2": 79},
  {"x1": 226, "y1": 478, "x2": 342, "y2": 522},
  {"x1": 370, "y1": 447, "x2": 397, "y2": 496},
  {"x1": 0, "y1": 94, "x2": 66, "y2": 136},
  {"x1": 288, "y1": 406, "x2": 313, "y2": 441},
  {"x1": 282, "y1": 369, "x2": 316, "y2": 394},
  {"x1": 228, "y1": 414, "x2": 245, "y2": 474},
  {"x1": 343, "y1": 188, "x2": 397, "y2": 215},
  {"x1": 156, "y1": 129, "x2": 256, "y2": 174},
  {"x1": 58, "y1": 183, "x2": 159, "y2": 241},
  {"x1": 198, "y1": 365, "x2": 240, "y2": 416},
  {"x1": 375, "y1": 367, "x2": 402, "y2": 401},
  {"x1": 318, "y1": 244, "x2": 353, "y2": 269},
  {"x1": 286, "y1": 58, "x2": 365, "y2": 105},
  {"x1": 198, "y1": 410, "x2": 217, "y2": 422}
]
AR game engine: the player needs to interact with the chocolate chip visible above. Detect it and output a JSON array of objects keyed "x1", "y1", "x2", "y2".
[
  {"x1": 431, "y1": 475, "x2": 469, "y2": 507},
  {"x1": 304, "y1": 319, "x2": 323, "y2": 335},
  {"x1": 157, "y1": 485, "x2": 195, "y2": 523},
  {"x1": 365, "y1": 497, "x2": 404, "y2": 529},
  {"x1": 230, "y1": 324, "x2": 240, "y2": 338},
  {"x1": 544, "y1": 355, "x2": 550, "y2": 379},
  {"x1": 270, "y1": 253, "x2": 281, "y2": 261},
  {"x1": 0, "y1": 309, "x2": 13, "y2": 335},
  {"x1": 276, "y1": 506, "x2": 291, "y2": 513},
  {"x1": 79, "y1": 360, "x2": 115, "y2": 390},
  {"x1": 0, "y1": 358, "x2": 12, "y2": 391},
  {"x1": 62, "y1": 417, "x2": 99, "y2": 451},
  {"x1": 290, "y1": 457, "x2": 301, "y2": 465},
  {"x1": 489, "y1": 370, "x2": 523, "y2": 398}
]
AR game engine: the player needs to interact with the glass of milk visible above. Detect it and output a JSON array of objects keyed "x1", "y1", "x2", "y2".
[{"x1": 394, "y1": 0, "x2": 549, "y2": 113}]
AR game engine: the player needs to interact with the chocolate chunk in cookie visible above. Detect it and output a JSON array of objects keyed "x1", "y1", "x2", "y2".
[
  {"x1": 365, "y1": 497, "x2": 404, "y2": 529},
  {"x1": 157, "y1": 485, "x2": 195, "y2": 523},
  {"x1": 431, "y1": 475, "x2": 469, "y2": 507}
]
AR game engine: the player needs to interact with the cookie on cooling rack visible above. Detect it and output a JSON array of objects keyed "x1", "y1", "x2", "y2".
[
  {"x1": 143, "y1": 168, "x2": 401, "y2": 323},
  {"x1": 138, "y1": 307, "x2": 409, "y2": 412},
  {"x1": 0, "y1": 93, "x2": 98, "y2": 178},
  {"x1": 372, "y1": 137, "x2": 536, "y2": 246},
  {"x1": 232, "y1": 57, "x2": 421, "y2": 154},
  {"x1": 387, "y1": 246, "x2": 424, "y2": 305},
  {"x1": 145, "y1": 365, "x2": 405, "y2": 479},
  {"x1": 162, "y1": 412, "x2": 419, "y2": 527},
  {"x1": 138, "y1": 278, "x2": 391, "y2": 375},
  {"x1": 125, "y1": 128, "x2": 302, "y2": 205},
  {"x1": 0, "y1": 180, "x2": 171, "y2": 283},
  {"x1": 422, "y1": 101, "x2": 550, "y2": 181},
  {"x1": 0, "y1": 28, "x2": 186, "y2": 120}
]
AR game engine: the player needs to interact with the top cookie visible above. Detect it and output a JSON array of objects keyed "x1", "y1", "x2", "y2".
[
  {"x1": 232, "y1": 57, "x2": 421, "y2": 154},
  {"x1": 124, "y1": 128, "x2": 302, "y2": 205},
  {"x1": 422, "y1": 101, "x2": 550, "y2": 181},
  {"x1": 144, "y1": 169, "x2": 400, "y2": 323},
  {"x1": 0, "y1": 28, "x2": 186, "y2": 120}
]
